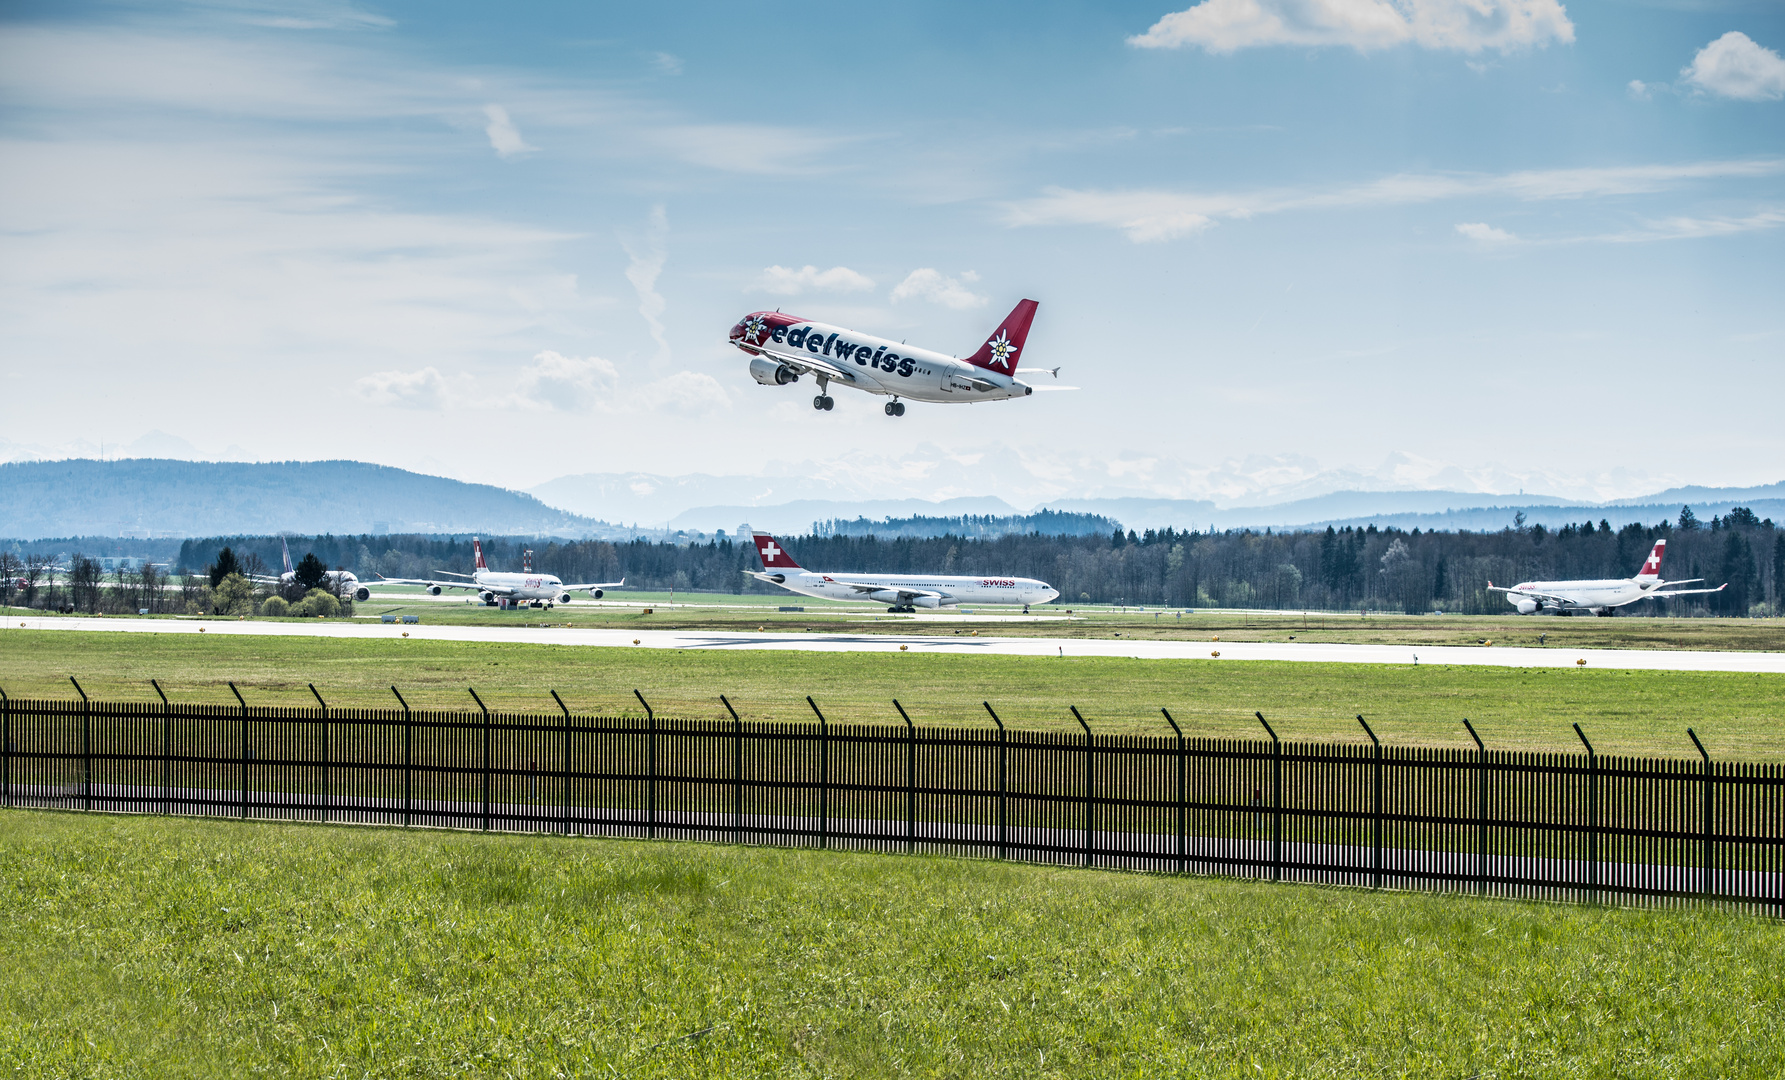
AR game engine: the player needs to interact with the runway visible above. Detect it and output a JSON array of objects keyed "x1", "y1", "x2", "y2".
[{"x1": 10, "y1": 615, "x2": 1785, "y2": 672}]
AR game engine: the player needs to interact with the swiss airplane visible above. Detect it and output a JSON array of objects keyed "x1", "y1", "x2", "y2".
[
  {"x1": 727, "y1": 299, "x2": 1066, "y2": 415},
  {"x1": 1488, "y1": 539, "x2": 1726, "y2": 615},
  {"x1": 251, "y1": 538, "x2": 370, "y2": 601},
  {"x1": 746, "y1": 532, "x2": 1059, "y2": 612},
  {"x1": 381, "y1": 538, "x2": 622, "y2": 608}
]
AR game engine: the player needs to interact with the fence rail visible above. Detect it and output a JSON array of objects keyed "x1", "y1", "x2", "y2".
[{"x1": 3, "y1": 690, "x2": 1782, "y2": 914}]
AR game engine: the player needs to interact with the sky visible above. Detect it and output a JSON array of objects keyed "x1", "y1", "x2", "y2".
[{"x1": 1, "y1": 0, "x2": 1781, "y2": 510}]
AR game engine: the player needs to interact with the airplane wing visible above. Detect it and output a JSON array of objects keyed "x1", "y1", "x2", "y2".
[
  {"x1": 774, "y1": 354, "x2": 866, "y2": 385},
  {"x1": 561, "y1": 578, "x2": 625, "y2": 591},
  {"x1": 374, "y1": 575, "x2": 502, "y2": 594},
  {"x1": 1652, "y1": 583, "x2": 1727, "y2": 598},
  {"x1": 842, "y1": 583, "x2": 948, "y2": 602},
  {"x1": 1486, "y1": 584, "x2": 1583, "y2": 608}
]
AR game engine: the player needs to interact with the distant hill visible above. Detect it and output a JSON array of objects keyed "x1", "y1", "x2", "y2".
[
  {"x1": 0, "y1": 459, "x2": 623, "y2": 540},
  {"x1": 815, "y1": 509, "x2": 1119, "y2": 540}
]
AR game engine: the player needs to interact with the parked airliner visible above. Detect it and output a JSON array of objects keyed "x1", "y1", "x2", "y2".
[
  {"x1": 381, "y1": 538, "x2": 622, "y2": 608},
  {"x1": 746, "y1": 532, "x2": 1058, "y2": 612},
  {"x1": 1488, "y1": 539, "x2": 1725, "y2": 615},
  {"x1": 251, "y1": 538, "x2": 369, "y2": 601},
  {"x1": 727, "y1": 299, "x2": 1068, "y2": 415}
]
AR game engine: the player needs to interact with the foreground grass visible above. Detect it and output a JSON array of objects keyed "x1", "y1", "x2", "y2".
[
  {"x1": 2, "y1": 811, "x2": 1781, "y2": 1079},
  {"x1": 5, "y1": 629, "x2": 1784, "y2": 759}
]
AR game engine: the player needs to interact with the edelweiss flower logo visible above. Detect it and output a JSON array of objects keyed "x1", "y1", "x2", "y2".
[
  {"x1": 741, "y1": 314, "x2": 769, "y2": 344},
  {"x1": 987, "y1": 329, "x2": 1018, "y2": 370}
]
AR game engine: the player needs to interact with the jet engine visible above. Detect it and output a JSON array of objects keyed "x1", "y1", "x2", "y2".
[
  {"x1": 559, "y1": 592, "x2": 573, "y2": 604},
  {"x1": 748, "y1": 356, "x2": 800, "y2": 386},
  {"x1": 480, "y1": 591, "x2": 496, "y2": 605},
  {"x1": 1515, "y1": 599, "x2": 1539, "y2": 615},
  {"x1": 427, "y1": 585, "x2": 442, "y2": 596},
  {"x1": 867, "y1": 590, "x2": 942, "y2": 609},
  {"x1": 587, "y1": 587, "x2": 605, "y2": 599},
  {"x1": 353, "y1": 586, "x2": 370, "y2": 602}
]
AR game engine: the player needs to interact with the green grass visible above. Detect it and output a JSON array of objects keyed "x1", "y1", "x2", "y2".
[
  {"x1": 4, "y1": 629, "x2": 1784, "y2": 759},
  {"x1": 2, "y1": 810, "x2": 1781, "y2": 1078}
]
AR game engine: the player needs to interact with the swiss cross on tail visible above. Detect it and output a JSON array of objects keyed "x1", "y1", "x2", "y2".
[
  {"x1": 1635, "y1": 539, "x2": 1665, "y2": 580},
  {"x1": 473, "y1": 537, "x2": 488, "y2": 572},
  {"x1": 964, "y1": 299, "x2": 1039, "y2": 374},
  {"x1": 752, "y1": 532, "x2": 803, "y2": 570}
]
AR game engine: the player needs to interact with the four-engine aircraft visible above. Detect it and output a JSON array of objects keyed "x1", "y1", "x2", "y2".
[
  {"x1": 379, "y1": 538, "x2": 623, "y2": 608},
  {"x1": 745, "y1": 532, "x2": 1058, "y2": 612},
  {"x1": 251, "y1": 538, "x2": 370, "y2": 601},
  {"x1": 727, "y1": 299, "x2": 1068, "y2": 415},
  {"x1": 1488, "y1": 539, "x2": 1726, "y2": 616}
]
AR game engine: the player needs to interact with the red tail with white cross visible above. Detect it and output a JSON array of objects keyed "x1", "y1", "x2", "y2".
[
  {"x1": 752, "y1": 533, "x2": 802, "y2": 570},
  {"x1": 1634, "y1": 539, "x2": 1665, "y2": 581},
  {"x1": 473, "y1": 537, "x2": 488, "y2": 572}
]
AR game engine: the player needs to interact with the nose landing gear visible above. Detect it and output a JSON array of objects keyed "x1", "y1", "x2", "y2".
[{"x1": 884, "y1": 399, "x2": 906, "y2": 417}]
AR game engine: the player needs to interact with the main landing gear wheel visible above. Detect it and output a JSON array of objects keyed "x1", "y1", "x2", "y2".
[
  {"x1": 813, "y1": 395, "x2": 834, "y2": 411},
  {"x1": 884, "y1": 400, "x2": 905, "y2": 417}
]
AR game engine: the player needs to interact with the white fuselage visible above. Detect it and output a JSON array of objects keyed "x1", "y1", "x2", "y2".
[
  {"x1": 469, "y1": 571, "x2": 567, "y2": 602},
  {"x1": 747, "y1": 320, "x2": 1034, "y2": 403},
  {"x1": 1505, "y1": 578, "x2": 1658, "y2": 613},
  {"x1": 763, "y1": 570, "x2": 1058, "y2": 608}
]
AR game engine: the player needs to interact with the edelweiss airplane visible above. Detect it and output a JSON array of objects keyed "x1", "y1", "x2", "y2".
[
  {"x1": 727, "y1": 299, "x2": 1067, "y2": 415},
  {"x1": 251, "y1": 539, "x2": 370, "y2": 601},
  {"x1": 381, "y1": 538, "x2": 622, "y2": 608},
  {"x1": 746, "y1": 532, "x2": 1058, "y2": 613},
  {"x1": 1488, "y1": 539, "x2": 1726, "y2": 616}
]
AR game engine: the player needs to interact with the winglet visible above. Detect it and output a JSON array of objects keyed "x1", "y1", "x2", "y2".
[{"x1": 752, "y1": 532, "x2": 802, "y2": 570}]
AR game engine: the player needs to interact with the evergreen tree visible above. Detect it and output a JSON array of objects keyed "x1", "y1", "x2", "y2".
[
  {"x1": 208, "y1": 546, "x2": 241, "y2": 588},
  {"x1": 1721, "y1": 530, "x2": 1755, "y2": 615},
  {"x1": 1678, "y1": 505, "x2": 1699, "y2": 531},
  {"x1": 294, "y1": 552, "x2": 329, "y2": 591}
]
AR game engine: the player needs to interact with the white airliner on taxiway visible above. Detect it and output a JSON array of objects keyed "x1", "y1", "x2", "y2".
[
  {"x1": 1488, "y1": 539, "x2": 1725, "y2": 616},
  {"x1": 746, "y1": 532, "x2": 1058, "y2": 613},
  {"x1": 727, "y1": 299, "x2": 1069, "y2": 415},
  {"x1": 251, "y1": 538, "x2": 370, "y2": 601},
  {"x1": 381, "y1": 538, "x2": 622, "y2": 608}
]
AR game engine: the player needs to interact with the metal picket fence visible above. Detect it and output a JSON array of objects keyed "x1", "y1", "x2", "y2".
[{"x1": 3, "y1": 683, "x2": 1781, "y2": 913}]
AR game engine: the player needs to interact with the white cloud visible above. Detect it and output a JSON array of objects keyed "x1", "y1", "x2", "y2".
[
  {"x1": 482, "y1": 103, "x2": 536, "y2": 157},
  {"x1": 1627, "y1": 79, "x2": 1652, "y2": 101},
  {"x1": 1456, "y1": 222, "x2": 1516, "y2": 243},
  {"x1": 1004, "y1": 159, "x2": 1785, "y2": 242},
  {"x1": 1681, "y1": 32, "x2": 1785, "y2": 102},
  {"x1": 623, "y1": 205, "x2": 671, "y2": 366},
  {"x1": 1128, "y1": 0, "x2": 1574, "y2": 55},
  {"x1": 638, "y1": 371, "x2": 731, "y2": 417},
  {"x1": 650, "y1": 51, "x2": 684, "y2": 75},
  {"x1": 354, "y1": 367, "x2": 458, "y2": 409},
  {"x1": 513, "y1": 351, "x2": 620, "y2": 411},
  {"x1": 756, "y1": 265, "x2": 876, "y2": 296},
  {"x1": 890, "y1": 268, "x2": 989, "y2": 309}
]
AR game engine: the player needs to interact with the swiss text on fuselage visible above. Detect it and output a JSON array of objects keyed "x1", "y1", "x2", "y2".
[{"x1": 774, "y1": 324, "x2": 917, "y2": 379}]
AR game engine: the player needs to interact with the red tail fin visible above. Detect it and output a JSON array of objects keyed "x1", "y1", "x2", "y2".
[
  {"x1": 1635, "y1": 539, "x2": 1665, "y2": 579},
  {"x1": 473, "y1": 537, "x2": 488, "y2": 572},
  {"x1": 963, "y1": 299, "x2": 1038, "y2": 374},
  {"x1": 752, "y1": 532, "x2": 802, "y2": 570}
]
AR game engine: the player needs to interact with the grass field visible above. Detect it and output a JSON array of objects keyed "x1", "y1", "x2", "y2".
[
  {"x1": 5, "y1": 629, "x2": 1784, "y2": 759},
  {"x1": 3, "y1": 810, "x2": 1781, "y2": 1078}
]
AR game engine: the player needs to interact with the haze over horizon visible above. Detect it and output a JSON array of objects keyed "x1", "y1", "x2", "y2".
[{"x1": 3, "y1": 1, "x2": 1780, "y2": 504}]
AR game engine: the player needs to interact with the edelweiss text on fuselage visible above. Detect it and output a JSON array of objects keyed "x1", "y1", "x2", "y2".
[{"x1": 727, "y1": 299, "x2": 1059, "y2": 416}]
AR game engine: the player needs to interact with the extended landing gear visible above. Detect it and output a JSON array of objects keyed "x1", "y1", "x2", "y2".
[
  {"x1": 886, "y1": 604, "x2": 917, "y2": 613},
  {"x1": 812, "y1": 394, "x2": 834, "y2": 411},
  {"x1": 884, "y1": 400, "x2": 906, "y2": 417}
]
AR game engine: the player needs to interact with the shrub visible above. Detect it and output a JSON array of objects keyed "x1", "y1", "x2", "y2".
[
  {"x1": 260, "y1": 595, "x2": 289, "y2": 617},
  {"x1": 292, "y1": 589, "x2": 341, "y2": 618}
]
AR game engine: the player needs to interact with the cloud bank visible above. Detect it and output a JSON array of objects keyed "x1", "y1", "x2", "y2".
[
  {"x1": 1682, "y1": 32, "x2": 1785, "y2": 102},
  {"x1": 890, "y1": 268, "x2": 988, "y2": 309},
  {"x1": 756, "y1": 265, "x2": 876, "y2": 296},
  {"x1": 1128, "y1": 0, "x2": 1574, "y2": 55}
]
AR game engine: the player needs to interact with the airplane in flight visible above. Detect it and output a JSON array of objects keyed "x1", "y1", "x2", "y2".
[
  {"x1": 727, "y1": 299, "x2": 1068, "y2": 415},
  {"x1": 379, "y1": 538, "x2": 622, "y2": 608},
  {"x1": 746, "y1": 532, "x2": 1059, "y2": 613},
  {"x1": 251, "y1": 539, "x2": 370, "y2": 601},
  {"x1": 1488, "y1": 539, "x2": 1726, "y2": 615}
]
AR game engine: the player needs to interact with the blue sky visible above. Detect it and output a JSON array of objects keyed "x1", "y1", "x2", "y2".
[{"x1": 1, "y1": 0, "x2": 1780, "y2": 509}]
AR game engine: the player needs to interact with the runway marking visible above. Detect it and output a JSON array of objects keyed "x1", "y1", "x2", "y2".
[{"x1": 9, "y1": 616, "x2": 1785, "y2": 672}]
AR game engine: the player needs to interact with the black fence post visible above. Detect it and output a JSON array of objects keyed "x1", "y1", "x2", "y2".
[
  {"x1": 807, "y1": 697, "x2": 830, "y2": 850},
  {"x1": 1358, "y1": 715, "x2": 1381, "y2": 889},
  {"x1": 1688, "y1": 728, "x2": 1712, "y2": 901},
  {"x1": 309, "y1": 684, "x2": 329, "y2": 824},
  {"x1": 70, "y1": 677, "x2": 90, "y2": 811},
  {"x1": 1071, "y1": 706, "x2": 1093, "y2": 869},
  {"x1": 1574, "y1": 722, "x2": 1597, "y2": 905},
  {"x1": 1463, "y1": 718, "x2": 1486, "y2": 897},
  {"x1": 1162, "y1": 708, "x2": 1185, "y2": 874},
  {"x1": 1256, "y1": 712, "x2": 1280, "y2": 882},
  {"x1": 392, "y1": 687, "x2": 412, "y2": 827},
  {"x1": 1, "y1": 685, "x2": 10, "y2": 810},
  {"x1": 469, "y1": 688, "x2": 490, "y2": 831},
  {"x1": 894, "y1": 700, "x2": 915, "y2": 854},
  {"x1": 552, "y1": 690, "x2": 570, "y2": 837},
  {"x1": 635, "y1": 690, "x2": 655, "y2": 839},
  {"x1": 984, "y1": 702, "x2": 1007, "y2": 861},
  {"x1": 152, "y1": 680, "x2": 170, "y2": 816},
  {"x1": 721, "y1": 695, "x2": 742, "y2": 845},
  {"x1": 229, "y1": 682, "x2": 248, "y2": 820}
]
